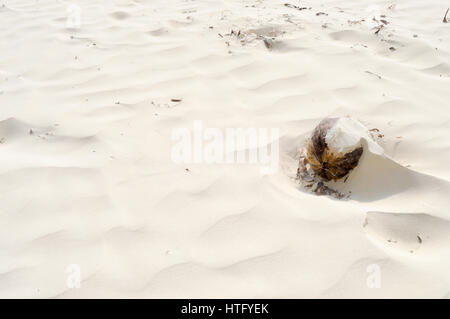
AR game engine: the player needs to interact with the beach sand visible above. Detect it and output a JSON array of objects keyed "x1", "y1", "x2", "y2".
[{"x1": 0, "y1": 0, "x2": 449, "y2": 298}]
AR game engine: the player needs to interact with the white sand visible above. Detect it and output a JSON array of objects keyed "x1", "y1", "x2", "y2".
[
  {"x1": 1, "y1": 0, "x2": 450, "y2": 298},
  {"x1": 324, "y1": 117, "x2": 384, "y2": 155}
]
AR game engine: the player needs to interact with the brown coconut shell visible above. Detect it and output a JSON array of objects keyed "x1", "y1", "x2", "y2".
[{"x1": 306, "y1": 118, "x2": 363, "y2": 181}]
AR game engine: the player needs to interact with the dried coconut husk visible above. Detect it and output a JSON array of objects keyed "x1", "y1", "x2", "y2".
[{"x1": 305, "y1": 118, "x2": 363, "y2": 181}]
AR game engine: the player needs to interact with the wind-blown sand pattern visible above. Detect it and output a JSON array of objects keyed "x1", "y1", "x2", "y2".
[{"x1": 1, "y1": 0, "x2": 449, "y2": 298}]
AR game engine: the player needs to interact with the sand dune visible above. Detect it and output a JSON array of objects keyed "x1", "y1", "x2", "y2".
[{"x1": 0, "y1": 0, "x2": 449, "y2": 298}]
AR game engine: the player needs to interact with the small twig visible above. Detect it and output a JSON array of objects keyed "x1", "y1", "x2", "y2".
[
  {"x1": 444, "y1": 8, "x2": 449, "y2": 23},
  {"x1": 374, "y1": 24, "x2": 384, "y2": 35},
  {"x1": 263, "y1": 38, "x2": 273, "y2": 49},
  {"x1": 365, "y1": 71, "x2": 382, "y2": 79},
  {"x1": 284, "y1": 3, "x2": 309, "y2": 11}
]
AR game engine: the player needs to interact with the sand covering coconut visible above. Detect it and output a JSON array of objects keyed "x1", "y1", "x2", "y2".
[
  {"x1": 298, "y1": 117, "x2": 383, "y2": 196},
  {"x1": 307, "y1": 118, "x2": 364, "y2": 181}
]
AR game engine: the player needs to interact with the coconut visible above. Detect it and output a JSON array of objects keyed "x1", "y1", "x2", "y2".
[{"x1": 303, "y1": 117, "x2": 374, "y2": 181}]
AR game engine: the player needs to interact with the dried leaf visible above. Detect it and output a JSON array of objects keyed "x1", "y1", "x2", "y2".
[{"x1": 444, "y1": 8, "x2": 449, "y2": 23}]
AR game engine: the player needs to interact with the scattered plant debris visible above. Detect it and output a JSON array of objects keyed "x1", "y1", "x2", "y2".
[
  {"x1": 369, "y1": 128, "x2": 384, "y2": 139},
  {"x1": 263, "y1": 38, "x2": 273, "y2": 49},
  {"x1": 218, "y1": 27, "x2": 284, "y2": 51},
  {"x1": 284, "y1": 3, "x2": 310, "y2": 11},
  {"x1": 365, "y1": 70, "x2": 382, "y2": 79},
  {"x1": 313, "y1": 181, "x2": 345, "y2": 198},
  {"x1": 444, "y1": 8, "x2": 449, "y2": 23},
  {"x1": 348, "y1": 19, "x2": 365, "y2": 25},
  {"x1": 374, "y1": 24, "x2": 384, "y2": 35}
]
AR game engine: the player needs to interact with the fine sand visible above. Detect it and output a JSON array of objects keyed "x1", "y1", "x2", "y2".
[{"x1": 1, "y1": 0, "x2": 449, "y2": 298}]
